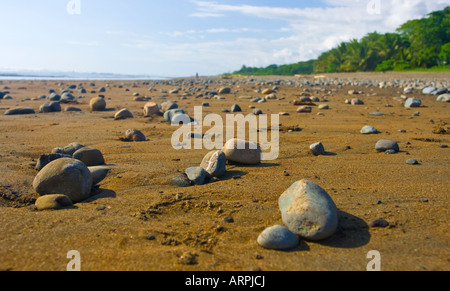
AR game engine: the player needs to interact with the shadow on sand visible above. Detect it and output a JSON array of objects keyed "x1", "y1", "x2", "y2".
[
  {"x1": 84, "y1": 189, "x2": 117, "y2": 203},
  {"x1": 281, "y1": 210, "x2": 370, "y2": 252},
  {"x1": 316, "y1": 210, "x2": 370, "y2": 249}
]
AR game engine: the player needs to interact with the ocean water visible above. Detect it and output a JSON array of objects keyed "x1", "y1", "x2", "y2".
[{"x1": 0, "y1": 71, "x2": 173, "y2": 81}]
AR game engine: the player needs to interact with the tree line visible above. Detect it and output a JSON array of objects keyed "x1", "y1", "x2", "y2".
[{"x1": 229, "y1": 6, "x2": 449, "y2": 76}]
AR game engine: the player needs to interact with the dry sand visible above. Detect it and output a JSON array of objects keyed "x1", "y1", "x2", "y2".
[{"x1": 0, "y1": 72, "x2": 449, "y2": 271}]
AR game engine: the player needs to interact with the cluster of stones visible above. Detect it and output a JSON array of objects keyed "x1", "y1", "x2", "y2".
[
  {"x1": 33, "y1": 142, "x2": 110, "y2": 210},
  {"x1": 173, "y1": 138, "x2": 262, "y2": 187}
]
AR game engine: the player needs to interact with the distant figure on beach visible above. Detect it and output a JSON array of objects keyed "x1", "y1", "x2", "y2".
[{"x1": 196, "y1": 72, "x2": 199, "y2": 79}]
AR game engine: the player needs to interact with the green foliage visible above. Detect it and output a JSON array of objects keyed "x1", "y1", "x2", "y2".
[
  {"x1": 229, "y1": 6, "x2": 449, "y2": 76},
  {"x1": 232, "y1": 60, "x2": 315, "y2": 76}
]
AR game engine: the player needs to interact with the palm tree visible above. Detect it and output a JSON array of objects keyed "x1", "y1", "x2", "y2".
[{"x1": 343, "y1": 39, "x2": 377, "y2": 71}]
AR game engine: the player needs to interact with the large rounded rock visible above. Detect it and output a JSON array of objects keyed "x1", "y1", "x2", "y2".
[
  {"x1": 404, "y1": 98, "x2": 422, "y2": 108},
  {"x1": 114, "y1": 108, "x2": 133, "y2": 120},
  {"x1": 33, "y1": 158, "x2": 93, "y2": 203},
  {"x1": 89, "y1": 97, "x2": 106, "y2": 111},
  {"x1": 72, "y1": 147, "x2": 105, "y2": 166},
  {"x1": 257, "y1": 225, "x2": 299, "y2": 250},
  {"x1": 278, "y1": 180, "x2": 338, "y2": 241},
  {"x1": 222, "y1": 138, "x2": 262, "y2": 165},
  {"x1": 375, "y1": 139, "x2": 399, "y2": 153},
  {"x1": 143, "y1": 102, "x2": 161, "y2": 116},
  {"x1": 60, "y1": 93, "x2": 76, "y2": 103},
  {"x1": 200, "y1": 150, "x2": 227, "y2": 178},
  {"x1": 218, "y1": 87, "x2": 231, "y2": 94},
  {"x1": 39, "y1": 102, "x2": 61, "y2": 113},
  {"x1": 161, "y1": 101, "x2": 178, "y2": 113},
  {"x1": 361, "y1": 125, "x2": 378, "y2": 134}
]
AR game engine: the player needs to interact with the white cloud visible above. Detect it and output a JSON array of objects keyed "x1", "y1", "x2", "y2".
[{"x1": 185, "y1": 0, "x2": 449, "y2": 73}]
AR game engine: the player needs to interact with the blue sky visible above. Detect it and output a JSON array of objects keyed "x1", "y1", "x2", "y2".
[{"x1": 0, "y1": 0, "x2": 448, "y2": 77}]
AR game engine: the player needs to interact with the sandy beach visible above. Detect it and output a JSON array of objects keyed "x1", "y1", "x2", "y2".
[{"x1": 0, "y1": 72, "x2": 449, "y2": 271}]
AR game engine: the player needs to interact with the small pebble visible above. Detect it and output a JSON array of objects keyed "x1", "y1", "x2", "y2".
[
  {"x1": 370, "y1": 218, "x2": 389, "y2": 228},
  {"x1": 223, "y1": 216, "x2": 234, "y2": 223},
  {"x1": 257, "y1": 225, "x2": 299, "y2": 250},
  {"x1": 406, "y1": 159, "x2": 419, "y2": 165}
]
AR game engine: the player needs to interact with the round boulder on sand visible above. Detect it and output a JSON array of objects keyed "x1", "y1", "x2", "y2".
[
  {"x1": 143, "y1": 102, "x2": 161, "y2": 116},
  {"x1": 114, "y1": 108, "x2": 133, "y2": 120},
  {"x1": 72, "y1": 147, "x2": 105, "y2": 166},
  {"x1": 89, "y1": 97, "x2": 106, "y2": 111},
  {"x1": 33, "y1": 158, "x2": 93, "y2": 203},
  {"x1": 279, "y1": 179, "x2": 338, "y2": 241},
  {"x1": 222, "y1": 138, "x2": 262, "y2": 165}
]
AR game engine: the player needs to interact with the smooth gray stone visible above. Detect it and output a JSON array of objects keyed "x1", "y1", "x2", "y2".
[
  {"x1": 310, "y1": 142, "x2": 325, "y2": 156},
  {"x1": 369, "y1": 112, "x2": 386, "y2": 116},
  {"x1": 406, "y1": 159, "x2": 419, "y2": 165},
  {"x1": 185, "y1": 167, "x2": 207, "y2": 185},
  {"x1": 231, "y1": 104, "x2": 242, "y2": 112},
  {"x1": 35, "y1": 194, "x2": 73, "y2": 211},
  {"x1": 124, "y1": 129, "x2": 146, "y2": 141},
  {"x1": 4, "y1": 107, "x2": 35, "y2": 115},
  {"x1": 172, "y1": 174, "x2": 192, "y2": 187},
  {"x1": 39, "y1": 101, "x2": 61, "y2": 113},
  {"x1": 257, "y1": 225, "x2": 299, "y2": 250},
  {"x1": 88, "y1": 166, "x2": 111, "y2": 185},
  {"x1": 422, "y1": 87, "x2": 436, "y2": 94},
  {"x1": 72, "y1": 147, "x2": 105, "y2": 166},
  {"x1": 35, "y1": 153, "x2": 70, "y2": 171},
  {"x1": 200, "y1": 150, "x2": 226, "y2": 178},
  {"x1": 375, "y1": 139, "x2": 399, "y2": 152},
  {"x1": 404, "y1": 98, "x2": 422, "y2": 108},
  {"x1": 222, "y1": 138, "x2": 262, "y2": 165},
  {"x1": 253, "y1": 108, "x2": 263, "y2": 115},
  {"x1": 279, "y1": 180, "x2": 338, "y2": 241},
  {"x1": 161, "y1": 101, "x2": 178, "y2": 112},
  {"x1": 114, "y1": 108, "x2": 133, "y2": 120},
  {"x1": 432, "y1": 87, "x2": 448, "y2": 95},
  {"x1": 218, "y1": 87, "x2": 231, "y2": 94},
  {"x1": 360, "y1": 126, "x2": 378, "y2": 134},
  {"x1": 64, "y1": 106, "x2": 82, "y2": 112},
  {"x1": 33, "y1": 158, "x2": 93, "y2": 203}
]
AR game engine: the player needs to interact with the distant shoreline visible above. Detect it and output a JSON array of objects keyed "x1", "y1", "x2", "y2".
[{"x1": 0, "y1": 72, "x2": 174, "y2": 81}]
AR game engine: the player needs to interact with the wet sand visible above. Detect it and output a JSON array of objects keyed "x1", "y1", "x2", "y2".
[{"x1": 0, "y1": 72, "x2": 449, "y2": 271}]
